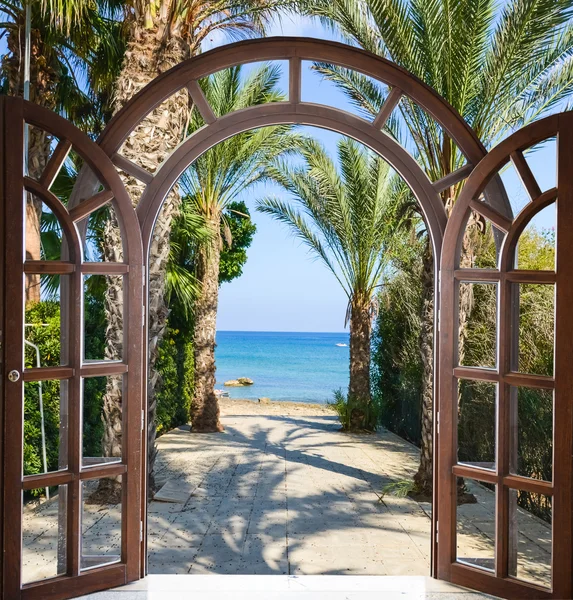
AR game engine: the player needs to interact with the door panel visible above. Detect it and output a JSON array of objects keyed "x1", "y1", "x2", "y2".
[
  {"x1": 438, "y1": 113, "x2": 573, "y2": 599},
  {"x1": 0, "y1": 97, "x2": 144, "y2": 600}
]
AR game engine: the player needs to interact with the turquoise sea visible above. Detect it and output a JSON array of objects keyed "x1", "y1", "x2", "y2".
[{"x1": 214, "y1": 331, "x2": 350, "y2": 404}]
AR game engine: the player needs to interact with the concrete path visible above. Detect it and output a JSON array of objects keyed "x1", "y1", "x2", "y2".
[
  {"x1": 22, "y1": 402, "x2": 551, "y2": 589},
  {"x1": 148, "y1": 412, "x2": 430, "y2": 576}
]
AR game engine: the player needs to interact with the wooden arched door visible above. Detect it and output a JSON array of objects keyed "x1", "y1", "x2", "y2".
[
  {"x1": 0, "y1": 97, "x2": 144, "y2": 599},
  {"x1": 438, "y1": 112, "x2": 573, "y2": 599}
]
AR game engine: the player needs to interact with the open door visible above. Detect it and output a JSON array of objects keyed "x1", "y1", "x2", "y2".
[
  {"x1": 438, "y1": 112, "x2": 573, "y2": 599},
  {"x1": 0, "y1": 97, "x2": 144, "y2": 600}
]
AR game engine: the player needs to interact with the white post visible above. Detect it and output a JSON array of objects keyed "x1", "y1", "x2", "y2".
[{"x1": 24, "y1": 340, "x2": 49, "y2": 500}]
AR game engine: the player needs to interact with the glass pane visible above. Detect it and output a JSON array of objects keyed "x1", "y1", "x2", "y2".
[
  {"x1": 458, "y1": 282, "x2": 497, "y2": 368},
  {"x1": 24, "y1": 380, "x2": 68, "y2": 476},
  {"x1": 25, "y1": 196, "x2": 65, "y2": 268},
  {"x1": 456, "y1": 478, "x2": 496, "y2": 571},
  {"x1": 458, "y1": 380, "x2": 496, "y2": 470},
  {"x1": 78, "y1": 201, "x2": 123, "y2": 262},
  {"x1": 510, "y1": 387, "x2": 553, "y2": 482},
  {"x1": 499, "y1": 160, "x2": 531, "y2": 216},
  {"x1": 515, "y1": 203, "x2": 555, "y2": 271},
  {"x1": 81, "y1": 476, "x2": 122, "y2": 570},
  {"x1": 25, "y1": 200, "x2": 69, "y2": 311},
  {"x1": 509, "y1": 489, "x2": 551, "y2": 588},
  {"x1": 25, "y1": 274, "x2": 69, "y2": 366},
  {"x1": 302, "y1": 60, "x2": 388, "y2": 121},
  {"x1": 523, "y1": 138, "x2": 556, "y2": 194},
  {"x1": 22, "y1": 485, "x2": 67, "y2": 585},
  {"x1": 83, "y1": 274, "x2": 123, "y2": 361},
  {"x1": 512, "y1": 284, "x2": 554, "y2": 377},
  {"x1": 26, "y1": 126, "x2": 57, "y2": 182},
  {"x1": 197, "y1": 61, "x2": 289, "y2": 119},
  {"x1": 82, "y1": 376, "x2": 123, "y2": 467},
  {"x1": 460, "y1": 209, "x2": 504, "y2": 270}
]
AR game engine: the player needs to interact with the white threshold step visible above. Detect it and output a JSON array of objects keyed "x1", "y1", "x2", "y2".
[{"x1": 79, "y1": 575, "x2": 495, "y2": 599}]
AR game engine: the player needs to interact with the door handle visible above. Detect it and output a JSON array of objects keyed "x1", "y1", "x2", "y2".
[{"x1": 7, "y1": 370, "x2": 20, "y2": 382}]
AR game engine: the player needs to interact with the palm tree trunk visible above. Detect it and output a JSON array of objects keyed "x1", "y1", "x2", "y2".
[
  {"x1": 100, "y1": 25, "x2": 190, "y2": 495},
  {"x1": 348, "y1": 298, "x2": 373, "y2": 430},
  {"x1": 190, "y1": 227, "x2": 223, "y2": 432},
  {"x1": 414, "y1": 243, "x2": 434, "y2": 497}
]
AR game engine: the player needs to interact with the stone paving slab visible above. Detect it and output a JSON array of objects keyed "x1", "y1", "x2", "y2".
[{"x1": 22, "y1": 403, "x2": 550, "y2": 589}]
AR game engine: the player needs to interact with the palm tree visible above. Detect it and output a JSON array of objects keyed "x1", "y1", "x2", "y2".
[
  {"x1": 302, "y1": 0, "x2": 573, "y2": 492},
  {"x1": 259, "y1": 137, "x2": 394, "y2": 431},
  {"x1": 0, "y1": 0, "x2": 124, "y2": 302},
  {"x1": 180, "y1": 64, "x2": 300, "y2": 432},
  {"x1": 95, "y1": 0, "x2": 292, "y2": 484}
]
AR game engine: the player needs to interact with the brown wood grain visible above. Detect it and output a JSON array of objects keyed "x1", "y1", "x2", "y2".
[
  {"x1": 372, "y1": 86, "x2": 402, "y2": 129},
  {"x1": 39, "y1": 139, "x2": 72, "y2": 190},
  {"x1": 2, "y1": 97, "x2": 25, "y2": 599}
]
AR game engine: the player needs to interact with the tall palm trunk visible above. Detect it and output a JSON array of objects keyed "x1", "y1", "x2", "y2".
[
  {"x1": 414, "y1": 243, "x2": 434, "y2": 496},
  {"x1": 190, "y1": 225, "x2": 223, "y2": 432},
  {"x1": 3, "y1": 26, "x2": 57, "y2": 302},
  {"x1": 348, "y1": 297, "x2": 373, "y2": 430},
  {"x1": 100, "y1": 25, "x2": 190, "y2": 495}
]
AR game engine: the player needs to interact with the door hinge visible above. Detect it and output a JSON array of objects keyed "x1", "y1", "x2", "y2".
[
  {"x1": 436, "y1": 411, "x2": 440, "y2": 436},
  {"x1": 437, "y1": 308, "x2": 441, "y2": 332},
  {"x1": 436, "y1": 520, "x2": 439, "y2": 543},
  {"x1": 142, "y1": 304, "x2": 145, "y2": 328},
  {"x1": 141, "y1": 409, "x2": 145, "y2": 432},
  {"x1": 140, "y1": 520, "x2": 144, "y2": 542},
  {"x1": 142, "y1": 265, "x2": 146, "y2": 287}
]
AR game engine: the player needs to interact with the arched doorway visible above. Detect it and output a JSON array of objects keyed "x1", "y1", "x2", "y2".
[
  {"x1": 68, "y1": 39, "x2": 508, "y2": 582},
  {"x1": 1, "y1": 37, "x2": 569, "y2": 600}
]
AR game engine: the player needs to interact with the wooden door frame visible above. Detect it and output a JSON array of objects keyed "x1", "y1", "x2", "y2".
[
  {"x1": 438, "y1": 112, "x2": 573, "y2": 599},
  {"x1": 0, "y1": 97, "x2": 144, "y2": 600},
  {"x1": 67, "y1": 37, "x2": 508, "y2": 579},
  {"x1": 1, "y1": 36, "x2": 532, "y2": 599}
]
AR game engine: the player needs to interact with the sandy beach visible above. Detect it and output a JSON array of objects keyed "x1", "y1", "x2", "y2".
[{"x1": 218, "y1": 397, "x2": 336, "y2": 417}]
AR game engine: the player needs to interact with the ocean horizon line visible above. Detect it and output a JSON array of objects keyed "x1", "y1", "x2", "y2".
[{"x1": 216, "y1": 329, "x2": 349, "y2": 334}]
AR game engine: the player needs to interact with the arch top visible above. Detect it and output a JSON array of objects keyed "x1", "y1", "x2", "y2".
[
  {"x1": 441, "y1": 112, "x2": 566, "y2": 274},
  {"x1": 92, "y1": 36, "x2": 507, "y2": 255},
  {"x1": 101, "y1": 36, "x2": 487, "y2": 168}
]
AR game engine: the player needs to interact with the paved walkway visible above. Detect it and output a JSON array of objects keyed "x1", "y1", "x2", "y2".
[
  {"x1": 22, "y1": 401, "x2": 551, "y2": 588},
  {"x1": 148, "y1": 410, "x2": 430, "y2": 576}
]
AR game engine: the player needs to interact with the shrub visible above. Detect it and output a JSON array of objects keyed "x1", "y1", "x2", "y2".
[
  {"x1": 371, "y1": 264, "x2": 424, "y2": 446},
  {"x1": 155, "y1": 323, "x2": 194, "y2": 435},
  {"x1": 328, "y1": 388, "x2": 379, "y2": 431}
]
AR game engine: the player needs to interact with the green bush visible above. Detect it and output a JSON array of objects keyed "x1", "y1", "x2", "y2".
[
  {"x1": 24, "y1": 299, "x2": 194, "y2": 492},
  {"x1": 372, "y1": 224, "x2": 555, "y2": 521},
  {"x1": 328, "y1": 388, "x2": 380, "y2": 431},
  {"x1": 371, "y1": 261, "x2": 424, "y2": 446},
  {"x1": 24, "y1": 300, "x2": 106, "y2": 485},
  {"x1": 155, "y1": 322, "x2": 194, "y2": 436}
]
